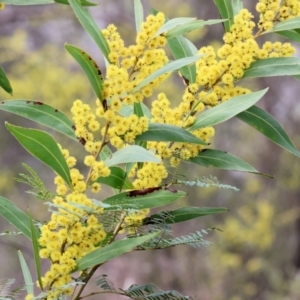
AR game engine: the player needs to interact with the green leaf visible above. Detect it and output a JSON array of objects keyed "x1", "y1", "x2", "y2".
[
  {"x1": 243, "y1": 58, "x2": 300, "y2": 78},
  {"x1": 154, "y1": 17, "x2": 196, "y2": 37},
  {"x1": 133, "y1": 102, "x2": 144, "y2": 118},
  {"x1": 0, "y1": 196, "x2": 37, "y2": 240},
  {"x1": 231, "y1": 0, "x2": 243, "y2": 16},
  {"x1": 102, "y1": 188, "x2": 186, "y2": 210},
  {"x1": 6, "y1": 123, "x2": 72, "y2": 187},
  {"x1": 269, "y1": 17, "x2": 300, "y2": 32},
  {"x1": 0, "y1": 0, "x2": 51, "y2": 4},
  {"x1": 185, "y1": 38, "x2": 198, "y2": 55},
  {"x1": 0, "y1": 0, "x2": 96, "y2": 4},
  {"x1": 134, "y1": 0, "x2": 143, "y2": 32},
  {"x1": 96, "y1": 166, "x2": 133, "y2": 189},
  {"x1": 189, "y1": 149, "x2": 261, "y2": 173},
  {"x1": 237, "y1": 106, "x2": 300, "y2": 158},
  {"x1": 144, "y1": 206, "x2": 228, "y2": 225},
  {"x1": 276, "y1": 30, "x2": 300, "y2": 43},
  {"x1": 100, "y1": 145, "x2": 112, "y2": 161},
  {"x1": 213, "y1": 0, "x2": 234, "y2": 32},
  {"x1": 132, "y1": 55, "x2": 202, "y2": 93},
  {"x1": 0, "y1": 66, "x2": 13, "y2": 95},
  {"x1": 188, "y1": 88, "x2": 268, "y2": 131},
  {"x1": 119, "y1": 102, "x2": 152, "y2": 119},
  {"x1": 55, "y1": 0, "x2": 97, "y2": 5},
  {"x1": 68, "y1": 0, "x2": 110, "y2": 62},
  {"x1": 28, "y1": 211, "x2": 43, "y2": 290},
  {"x1": 166, "y1": 19, "x2": 226, "y2": 39},
  {"x1": 167, "y1": 36, "x2": 197, "y2": 83},
  {"x1": 104, "y1": 145, "x2": 160, "y2": 167},
  {"x1": 0, "y1": 100, "x2": 77, "y2": 141},
  {"x1": 75, "y1": 232, "x2": 160, "y2": 271},
  {"x1": 18, "y1": 250, "x2": 34, "y2": 296},
  {"x1": 65, "y1": 44, "x2": 103, "y2": 101},
  {"x1": 294, "y1": 74, "x2": 300, "y2": 80},
  {"x1": 135, "y1": 123, "x2": 207, "y2": 145}
]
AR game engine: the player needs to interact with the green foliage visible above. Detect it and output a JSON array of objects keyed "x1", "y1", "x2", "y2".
[
  {"x1": 0, "y1": 100, "x2": 77, "y2": 141},
  {"x1": 102, "y1": 189, "x2": 187, "y2": 210},
  {"x1": 121, "y1": 283, "x2": 192, "y2": 300},
  {"x1": 189, "y1": 149, "x2": 262, "y2": 174},
  {"x1": 65, "y1": 44, "x2": 104, "y2": 101},
  {"x1": 1, "y1": 0, "x2": 300, "y2": 299},
  {"x1": 188, "y1": 88, "x2": 268, "y2": 130},
  {"x1": 75, "y1": 232, "x2": 160, "y2": 271},
  {"x1": 18, "y1": 250, "x2": 34, "y2": 295},
  {"x1": 0, "y1": 66, "x2": 12, "y2": 95},
  {"x1": 132, "y1": 55, "x2": 203, "y2": 93},
  {"x1": 6, "y1": 123, "x2": 72, "y2": 187},
  {"x1": 68, "y1": 0, "x2": 111, "y2": 62},
  {"x1": 0, "y1": 278, "x2": 24, "y2": 299},
  {"x1": 178, "y1": 176, "x2": 240, "y2": 192},
  {"x1": 0, "y1": 196, "x2": 39, "y2": 240},
  {"x1": 237, "y1": 106, "x2": 300, "y2": 158},
  {"x1": 104, "y1": 145, "x2": 161, "y2": 167},
  {"x1": 14, "y1": 164, "x2": 54, "y2": 201},
  {"x1": 135, "y1": 123, "x2": 207, "y2": 145}
]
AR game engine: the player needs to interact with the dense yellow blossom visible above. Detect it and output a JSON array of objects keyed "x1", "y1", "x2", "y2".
[{"x1": 34, "y1": 4, "x2": 300, "y2": 298}]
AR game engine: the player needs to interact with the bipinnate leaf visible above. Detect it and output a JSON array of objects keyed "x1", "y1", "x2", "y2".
[
  {"x1": 65, "y1": 44, "x2": 104, "y2": 101},
  {"x1": 135, "y1": 123, "x2": 207, "y2": 145},
  {"x1": 0, "y1": 66, "x2": 12, "y2": 95},
  {"x1": 167, "y1": 36, "x2": 197, "y2": 84},
  {"x1": 237, "y1": 106, "x2": 300, "y2": 158},
  {"x1": 188, "y1": 89, "x2": 268, "y2": 131},
  {"x1": 104, "y1": 145, "x2": 160, "y2": 167},
  {"x1": 18, "y1": 250, "x2": 34, "y2": 295},
  {"x1": 0, "y1": 196, "x2": 38, "y2": 240},
  {"x1": 6, "y1": 123, "x2": 72, "y2": 187},
  {"x1": 75, "y1": 232, "x2": 160, "y2": 271},
  {"x1": 243, "y1": 58, "x2": 300, "y2": 78},
  {"x1": 102, "y1": 188, "x2": 186, "y2": 210},
  {"x1": 134, "y1": 0, "x2": 143, "y2": 32},
  {"x1": 96, "y1": 167, "x2": 133, "y2": 189},
  {"x1": 0, "y1": 100, "x2": 77, "y2": 140},
  {"x1": 144, "y1": 206, "x2": 228, "y2": 225},
  {"x1": 189, "y1": 149, "x2": 261, "y2": 174},
  {"x1": 166, "y1": 19, "x2": 226, "y2": 39},
  {"x1": 28, "y1": 211, "x2": 43, "y2": 290},
  {"x1": 213, "y1": 0, "x2": 234, "y2": 32},
  {"x1": 68, "y1": 0, "x2": 110, "y2": 62},
  {"x1": 132, "y1": 55, "x2": 202, "y2": 93}
]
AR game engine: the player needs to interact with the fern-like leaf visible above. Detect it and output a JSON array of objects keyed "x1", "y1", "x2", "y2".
[
  {"x1": 121, "y1": 283, "x2": 192, "y2": 300},
  {"x1": 0, "y1": 278, "x2": 24, "y2": 300},
  {"x1": 95, "y1": 275, "x2": 117, "y2": 292},
  {"x1": 177, "y1": 175, "x2": 239, "y2": 192},
  {"x1": 14, "y1": 164, "x2": 55, "y2": 201},
  {"x1": 154, "y1": 231, "x2": 211, "y2": 249}
]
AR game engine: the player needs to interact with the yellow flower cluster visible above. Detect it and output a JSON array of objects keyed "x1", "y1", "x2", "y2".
[
  {"x1": 0, "y1": 4, "x2": 5, "y2": 10},
  {"x1": 35, "y1": 4, "x2": 298, "y2": 297},
  {"x1": 197, "y1": 9, "x2": 295, "y2": 106},
  {"x1": 256, "y1": 0, "x2": 300, "y2": 30},
  {"x1": 38, "y1": 192, "x2": 106, "y2": 298},
  {"x1": 102, "y1": 12, "x2": 169, "y2": 104},
  {"x1": 149, "y1": 91, "x2": 215, "y2": 169}
]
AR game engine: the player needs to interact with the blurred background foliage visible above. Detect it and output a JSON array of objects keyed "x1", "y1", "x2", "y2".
[{"x1": 0, "y1": 0, "x2": 300, "y2": 299}]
